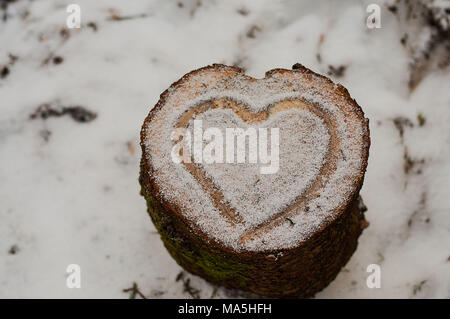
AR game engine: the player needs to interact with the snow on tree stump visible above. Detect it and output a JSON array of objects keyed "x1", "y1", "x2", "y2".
[{"x1": 139, "y1": 64, "x2": 370, "y2": 298}]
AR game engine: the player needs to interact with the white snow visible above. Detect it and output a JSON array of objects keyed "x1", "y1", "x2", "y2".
[
  {"x1": 0, "y1": 0, "x2": 449, "y2": 298},
  {"x1": 143, "y1": 66, "x2": 367, "y2": 251}
]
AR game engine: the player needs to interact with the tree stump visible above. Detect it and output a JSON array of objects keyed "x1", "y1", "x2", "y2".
[{"x1": 140, "y1": 64, "x2": 370, "y2": 298}]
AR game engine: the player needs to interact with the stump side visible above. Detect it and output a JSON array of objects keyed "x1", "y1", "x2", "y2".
[{"x1": 139, "y1": 159, "x2": 368, "y2": 298}]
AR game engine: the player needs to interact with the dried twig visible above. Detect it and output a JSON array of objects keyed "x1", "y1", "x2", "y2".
[{"x1": 123, "y1": 282, "x2": 147, "y2": 299}]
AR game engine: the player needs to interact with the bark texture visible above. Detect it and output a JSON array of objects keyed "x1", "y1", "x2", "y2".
[{"x1": 140, "y1": 158, "x2": 368, "y2": 298}]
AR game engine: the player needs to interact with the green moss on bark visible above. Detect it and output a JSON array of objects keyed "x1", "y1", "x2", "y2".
[{"x1": 141, "y1": 182, "x2": 253, "y2": 289}]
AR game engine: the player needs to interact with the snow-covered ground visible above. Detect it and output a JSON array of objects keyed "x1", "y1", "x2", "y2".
[{"x1": 0, "y1": 0, "x2": 449, "y2": 298}]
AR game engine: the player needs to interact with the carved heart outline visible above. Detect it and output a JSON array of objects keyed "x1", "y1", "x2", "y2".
[{"x1": 175, "y1": 97, "x2": 340, "y2": 244}]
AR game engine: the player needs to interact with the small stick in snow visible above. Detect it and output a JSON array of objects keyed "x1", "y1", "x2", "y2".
[{"x1": 122, "y1": 282, "x2": 147, "y2": 299}]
